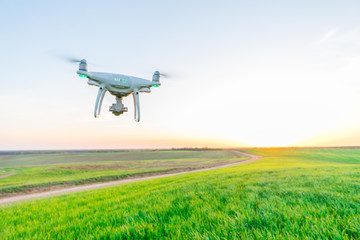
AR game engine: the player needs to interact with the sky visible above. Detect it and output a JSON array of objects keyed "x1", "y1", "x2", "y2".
[{"x1": 1, "y1": 1, "x2": 360, "y2": 150}]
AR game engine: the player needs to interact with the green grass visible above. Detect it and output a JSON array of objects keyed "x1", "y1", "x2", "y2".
[
  {"x1": 0, "y1": 150, "x2": 241, "y2": 167},
  {"x1": 1, "y1": 148, "x2": 360, "y2": 239},
  {"x1": 0, "y1": 150, "x2": 246, "y2": 194}
]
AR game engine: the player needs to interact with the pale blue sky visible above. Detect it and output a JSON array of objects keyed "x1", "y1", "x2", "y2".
[{"x1": 1, "y1": 1, "x2": 360, "y2": 149}]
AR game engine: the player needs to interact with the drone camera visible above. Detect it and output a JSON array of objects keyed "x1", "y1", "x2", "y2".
[{"x1": 109, "y1": 103, "x2": 128, "y2": 116}]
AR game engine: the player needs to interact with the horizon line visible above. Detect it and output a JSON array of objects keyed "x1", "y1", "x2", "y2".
[{"x1": 1, "y1": 145, "x2": 360, "y2": 154}]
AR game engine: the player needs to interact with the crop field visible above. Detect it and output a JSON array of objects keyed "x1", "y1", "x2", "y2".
[
  {"x1": 1, "y1": 148, "x2": 360, "y2": 239},
  {"x1": 0, "y1": 150, "x2": 246, "y2": 195}
]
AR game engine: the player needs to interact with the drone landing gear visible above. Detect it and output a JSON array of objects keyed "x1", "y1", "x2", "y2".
[
  {"x1": 109, "y1": 96, "x2": 128, "y2": 116},
  {"x1": 132, "y1": 89, "x2": 140, "y2": 122},
  {"x1": 94, "y1": 85, "x2": 107, "y2": 118}
]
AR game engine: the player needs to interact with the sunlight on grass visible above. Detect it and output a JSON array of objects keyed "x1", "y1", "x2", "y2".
[{"x1": 1, "y1": 148, "x2": 360, "y2": 239}]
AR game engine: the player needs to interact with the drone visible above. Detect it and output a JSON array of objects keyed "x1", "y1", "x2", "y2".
[{"x1": 74, "y1": 59, "x2": 162, "y2": 122}]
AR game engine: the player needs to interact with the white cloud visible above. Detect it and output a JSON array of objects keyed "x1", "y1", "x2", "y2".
[{"x1": 318, "y1": 27, "x2": 339, "y2": 43}]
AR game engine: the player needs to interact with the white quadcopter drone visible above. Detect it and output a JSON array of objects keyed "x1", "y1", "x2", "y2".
[{"x1": 74, "y1": 59, "x2": 162, "y2": 122}]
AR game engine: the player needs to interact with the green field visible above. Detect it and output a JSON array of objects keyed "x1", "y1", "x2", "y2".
[
  {"x1": 1, "y1": 148, "x2": 360, "y2": 239},
  {"x1": 0, "y1": 150, "x2": 246, "y2": 195}
]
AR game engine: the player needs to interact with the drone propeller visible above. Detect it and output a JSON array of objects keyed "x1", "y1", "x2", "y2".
[
  {"x1": 159, "y1": 72, "x2": 171, "y2": 78},
  {"x1": 65, "y1": 57, "x2": 84, "y2": 63},
  {"x1": 58, "y1": 56, "x2": 89, "y2": 71},
  {"x1": 54, "y1": 55, "x2": 97, "y2": 66},
  {"x1": 149, "y1": 71, "x2": 172, "y2": 79}
]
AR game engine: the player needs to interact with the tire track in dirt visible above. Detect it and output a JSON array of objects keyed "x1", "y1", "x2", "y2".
[{"x1": 0, "y1": 172, "x2": 16, "y2": 179}]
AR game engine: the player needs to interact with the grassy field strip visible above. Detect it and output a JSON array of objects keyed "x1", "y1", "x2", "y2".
[
  {"x1": 0, "y1": 150, "x2": 248, "y2": 195},
  {"x1": 0, "y1": 151, "x2": 259, "y2": 205},
  {"x1": 0, "y1": 150, "x2": 243, "y2": 167}
]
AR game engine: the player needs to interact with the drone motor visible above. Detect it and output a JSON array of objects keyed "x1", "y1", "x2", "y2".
[
  {"x1": 79, "y1": 59, "x2": 88, "y2": 72},
  {"x1": 152, "y1": 71, "x2": 160, "y2": 82}
]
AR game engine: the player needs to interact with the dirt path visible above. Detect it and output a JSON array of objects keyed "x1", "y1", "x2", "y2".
[
  {"x1": 0, "y1": 151, "x2": 261, "y2": 205},
  {"x1": 0, "y1": 172, "x2": 16, "y2": 179}
]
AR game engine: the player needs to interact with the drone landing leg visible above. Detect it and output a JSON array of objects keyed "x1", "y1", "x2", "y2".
[
  {"x1": 132, "y1": 89, "x2": 140, "y2": 122},
  {"x1": 94, "y1": 85, "x2": 106, "y2": 118}
]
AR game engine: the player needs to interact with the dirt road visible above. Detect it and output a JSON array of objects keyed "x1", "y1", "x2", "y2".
[
  {"x1": 0, "y1": 151, "x2": 261, "y2": 205},
  {"x1": 0, "y1": 172, "x2": 16, "y2": 179}
]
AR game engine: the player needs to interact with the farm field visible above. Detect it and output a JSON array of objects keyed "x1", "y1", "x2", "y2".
[
  {"x1": 0, "y1": 150, "x2": 247, "y2": 195},
  {"x1": 1, "y1": 148, "x2": 360, "y2": 239}
]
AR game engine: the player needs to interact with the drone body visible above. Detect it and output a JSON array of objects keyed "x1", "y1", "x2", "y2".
[{"x1": 76, "y1": 59, "x2": 161, "y2": 122}]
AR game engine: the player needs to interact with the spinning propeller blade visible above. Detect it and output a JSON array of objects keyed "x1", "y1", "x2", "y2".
[
  {"x1": 55, "y1": 55, "x2": 96, "y2": 66},
  {"x1": 66, "y1": 57, "x2": 83, "y2": 63},
  {"x1": 159, "y1": 73, "x2": 171, "y2": 78}
]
